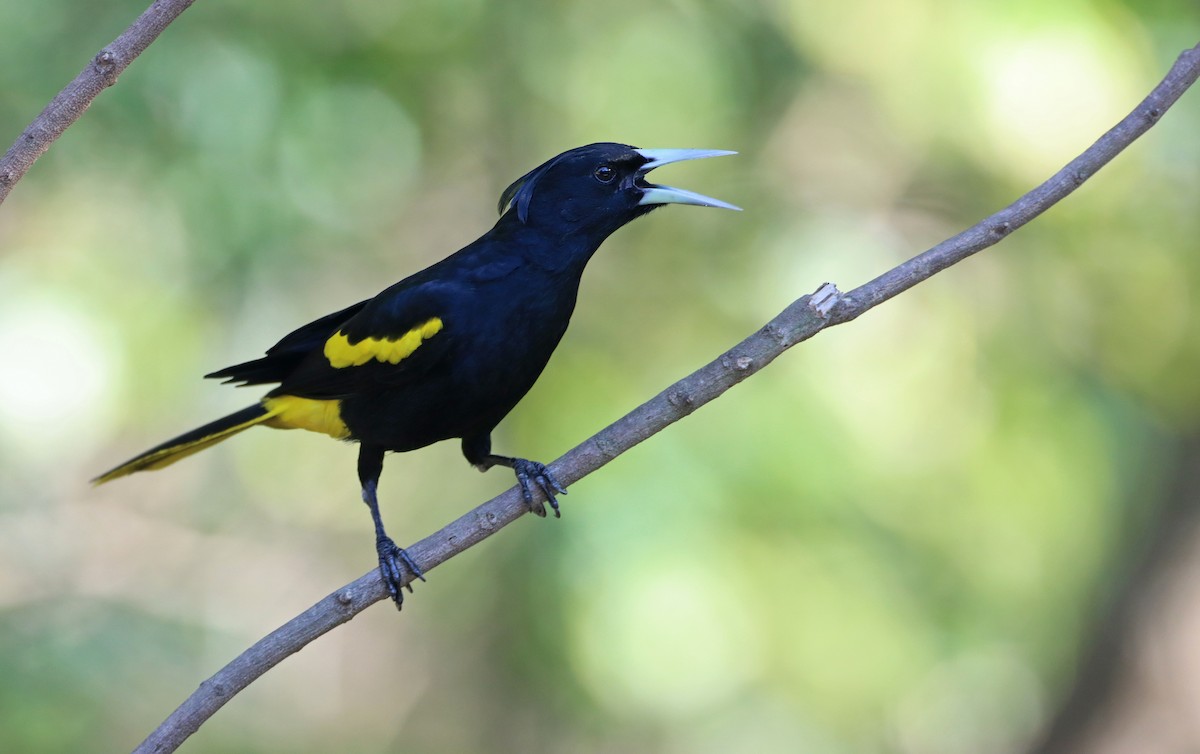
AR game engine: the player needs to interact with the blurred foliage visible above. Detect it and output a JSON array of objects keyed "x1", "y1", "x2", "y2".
[{"x1": 1, "y1": 0, "x2": 1199, "y2": 752}]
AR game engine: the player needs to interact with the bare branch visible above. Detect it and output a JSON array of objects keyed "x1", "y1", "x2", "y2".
[
  {"x1": 133, "y1": 42, "x2": 1200, "y2": 754},
  {"x1": 0, "y1": 0, "x2": 197, "y2": 206}
]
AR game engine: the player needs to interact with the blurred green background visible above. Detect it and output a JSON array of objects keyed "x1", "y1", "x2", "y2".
[{"x1": 2, "y1": 0, "x2": 1199, "y2": 752}]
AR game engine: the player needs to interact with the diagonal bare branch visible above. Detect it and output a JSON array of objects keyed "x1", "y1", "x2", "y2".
[
  {"x1": 0, "y1": 0, "x2": 197, "y2": 206},
  {"x1": 131, "y1": 41, "x2": 1200, "y2": 754}
]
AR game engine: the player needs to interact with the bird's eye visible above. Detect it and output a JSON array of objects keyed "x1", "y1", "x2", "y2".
[{"x1": 593, "y1": 165, "x2": 616, "y2": 183}]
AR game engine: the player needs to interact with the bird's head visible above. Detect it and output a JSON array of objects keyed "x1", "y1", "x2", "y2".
[{"x1": 497, "y1": 143, "x2": 739, "y2": 237}]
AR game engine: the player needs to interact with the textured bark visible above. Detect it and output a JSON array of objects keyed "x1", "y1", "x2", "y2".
[{"x1": 0, "y1": 0, "x2": 197, "y2": 205}]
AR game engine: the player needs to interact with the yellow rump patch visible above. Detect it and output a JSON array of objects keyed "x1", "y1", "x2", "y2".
[
  {"x1": 324, "y1": 317, "x2": 443, "y2": 369},
  {"x1": 262, "y1": 395, "x2": 351, "y2": 439}
]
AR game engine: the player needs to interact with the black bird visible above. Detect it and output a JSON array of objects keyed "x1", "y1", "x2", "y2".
[{"x1": 95, "y1": 143, "x2": 739, "y2": 608}]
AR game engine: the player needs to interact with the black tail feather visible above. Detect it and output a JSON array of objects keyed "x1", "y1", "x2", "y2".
[{"x1": 93, "y1": 404, "x2": 271, "y2": 484}]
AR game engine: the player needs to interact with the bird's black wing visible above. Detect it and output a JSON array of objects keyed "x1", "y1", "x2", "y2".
[
  {"x1": 268, "y1": 277, "x2": 464, "y2": 400},
  {"x1": 205, "y1": 300, "x2": 369, "y2": 386}
]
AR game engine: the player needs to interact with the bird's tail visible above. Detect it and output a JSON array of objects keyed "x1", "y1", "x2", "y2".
[{"x1": 93, "y1": 404, "x2": 276, "y2": 484}]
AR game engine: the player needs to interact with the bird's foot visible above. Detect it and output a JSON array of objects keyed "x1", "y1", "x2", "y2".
[
  {"x1": 510, "y1": 458, "x2": 567, "y2": 518},
  {"x1": 376, "y1": 536, "x2": 425, "y2": 610}
]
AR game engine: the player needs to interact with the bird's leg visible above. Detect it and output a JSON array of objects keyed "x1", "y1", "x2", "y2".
[
  {"x1": 358, "y1": 446, "x2": 424, "y2": 610},
  {"x1": 461, "y1": 433, "x2": 566, "y2": 518}
]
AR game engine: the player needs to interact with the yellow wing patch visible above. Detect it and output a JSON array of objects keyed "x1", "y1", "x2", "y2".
[
  {"x1": 324, "y1": 317, "x2": 443, "y2": 369},
  {"x1": 262, "y1": 395, "x2": 351, "y2": 439}
]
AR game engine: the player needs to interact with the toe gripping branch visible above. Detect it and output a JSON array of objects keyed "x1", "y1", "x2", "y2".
[
  {"x1": 463, "y1": 436, "x2": 568, "y2": 518},
  {"x1": 506, "y1": 457, "x2": 568, "y2": 518},
  {"x1": 375, "y1": 534, "x2": 424, "y2": 610},
  {"x1": 362, "y1": 478, "x2": 425, "y2": 610}
]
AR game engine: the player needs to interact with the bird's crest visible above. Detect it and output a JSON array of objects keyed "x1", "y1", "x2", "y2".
[{"x1": 497, "y1": 152, "x2": 570, "y2": 223}]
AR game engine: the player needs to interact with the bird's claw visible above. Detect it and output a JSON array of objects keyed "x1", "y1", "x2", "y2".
[
  {"x1": 511, "y1": 458, "x2": 567, "y2": 518},
  {"x1": 376, "y1": 536, "x2": 425, "y2": 610}
]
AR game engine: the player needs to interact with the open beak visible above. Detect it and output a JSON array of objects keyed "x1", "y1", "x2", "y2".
[{"x1": 634, "y1": 148, "x2": 741, "y2": 211}]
